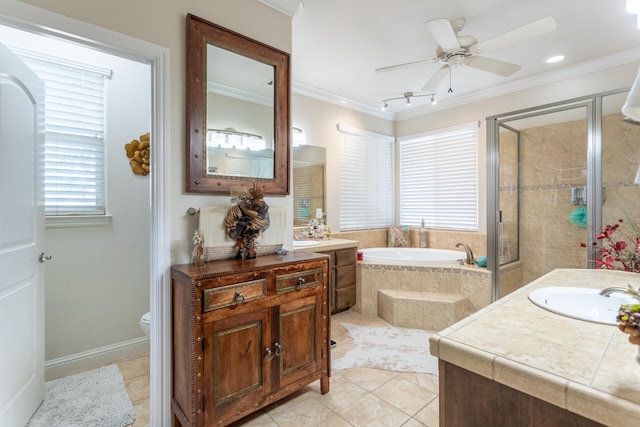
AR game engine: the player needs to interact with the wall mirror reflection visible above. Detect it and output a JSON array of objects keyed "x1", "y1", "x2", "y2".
[
  {"x1": 205, "y1": 44, "x2": 274, "y2": 178},
  {"x1": 293, "y1": 145, "x2": 326, "y2": 226},
  {"x1": 186, "y1": 14, "x2": 290, "y2": 194}
]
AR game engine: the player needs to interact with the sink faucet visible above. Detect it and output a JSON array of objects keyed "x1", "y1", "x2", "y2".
[
  {"x1": 455, "y1": 242, "x2": 475, "y2": 265},
  {"x1": 599, "y1": 287, "x2": 629, "y2": 297}
]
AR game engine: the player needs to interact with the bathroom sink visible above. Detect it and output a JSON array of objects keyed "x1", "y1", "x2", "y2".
[
  {"x1": 293, "y1": 240, "x2": 320, "y2": 247},
  {"x1": 528, "y1": 287, "x2": 637, "y2": 325}
]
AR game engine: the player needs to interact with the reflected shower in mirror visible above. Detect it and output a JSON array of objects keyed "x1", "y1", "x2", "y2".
[{"x1": 293, "y1": 145, "x2": 326, "y2": 226}]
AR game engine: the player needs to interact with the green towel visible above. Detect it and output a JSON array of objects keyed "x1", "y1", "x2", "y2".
[{"x1": 568, "y1": 206, "x2": 587, "y2": 228}]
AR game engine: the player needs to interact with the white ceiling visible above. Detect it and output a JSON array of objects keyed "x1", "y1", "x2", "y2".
[{"x1": 290, "y1": 0, "x2": 640, "y2": 119}]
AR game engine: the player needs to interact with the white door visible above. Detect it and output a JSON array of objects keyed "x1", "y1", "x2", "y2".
[{"x1": 0, "y1": 42, "x2": 45, "y2": 426}]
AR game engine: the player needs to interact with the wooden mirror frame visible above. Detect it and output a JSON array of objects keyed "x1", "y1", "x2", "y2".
[{"x1": 186, "y1": 13, "x2": 290, "y2": 195}]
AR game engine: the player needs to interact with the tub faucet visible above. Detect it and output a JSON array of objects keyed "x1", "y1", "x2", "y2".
[
  {"x1": 455, "y1": 242, "x2": 475, "y2": 265},
  {"x1": 599, "y1": 287, "x2": 629, "y2": 297}
]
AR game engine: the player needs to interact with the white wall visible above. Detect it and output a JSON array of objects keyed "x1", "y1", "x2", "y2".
[{"x1": 41, "y1": 46, "x2": 151, "y2": 366}]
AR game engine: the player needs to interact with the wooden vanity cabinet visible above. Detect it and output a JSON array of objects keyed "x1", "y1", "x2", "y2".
[
  {"x1": 316, "y1": 247, "x2": 356, "y2": 314},
  {"x1": 171, "y1": 253, "x2": 331, "y2": 427}
]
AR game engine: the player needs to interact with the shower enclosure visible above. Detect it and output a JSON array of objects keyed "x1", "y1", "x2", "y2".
[{"x1": 487, "y1": 89, "x2": 640, "y2": 300}]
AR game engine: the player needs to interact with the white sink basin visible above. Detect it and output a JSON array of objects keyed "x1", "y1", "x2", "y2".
[
  {"x1": 293, "y1": 240, "x2": 320, "y2": 247},
  {"x1": 528, "y1": 287, "x2": 637, "y2": 325}
]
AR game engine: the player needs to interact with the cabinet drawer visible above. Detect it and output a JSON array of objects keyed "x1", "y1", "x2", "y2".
[
  {"x1": 203, "y1": 279, "x2": 267, "y2": 312},
  {"x1": 335, "y1": 286, "x2": 356, "y2": 311},
  {"x1": 335, "y1": 248, "x2": 356, "y2": 266},
  {"x1": 276, "y1": 268, "x2": 323, "y2": 294},
  {"x1": 335, "y1": 264, "x2": 356, "y2": 289}
]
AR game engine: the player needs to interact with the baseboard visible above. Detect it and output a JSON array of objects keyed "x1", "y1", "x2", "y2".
[{"x1": 45, "y1": 336, "x2": 150, "y2": 380}]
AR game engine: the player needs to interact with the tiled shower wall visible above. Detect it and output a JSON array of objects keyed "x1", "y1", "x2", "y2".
[{"x1": 501, "y1": 113, "x2": 640, "y2": 284}]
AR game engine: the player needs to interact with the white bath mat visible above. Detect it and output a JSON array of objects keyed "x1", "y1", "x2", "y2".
[
  {"x1": 332, "y1": 322, "x2": 439, "y2": 374},
  {"x1": 28, "y1": 364, "x2": 134, "y2": 427}
]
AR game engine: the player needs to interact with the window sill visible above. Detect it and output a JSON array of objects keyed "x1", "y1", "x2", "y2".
[{"x1": 46, "y1": 214, "x2": 112, "y2": 228}]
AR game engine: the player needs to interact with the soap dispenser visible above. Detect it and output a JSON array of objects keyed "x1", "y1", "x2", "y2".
[{"x1": 419, "y1": 219, "x2": 428, "y2": 248}]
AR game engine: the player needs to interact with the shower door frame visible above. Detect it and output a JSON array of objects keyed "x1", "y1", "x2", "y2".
[{"x1": 486, "y1": 89, "x2": 630, "y2": 301}]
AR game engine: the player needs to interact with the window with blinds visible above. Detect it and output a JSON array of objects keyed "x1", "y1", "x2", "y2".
[
  {"x1": 338, "y1": 125, "x2": 393, "y2": 230},
  {"x1": 399, "y1": 123, "x2": 478, "y2": 230},
  {"x1": 15, "y1": 50, "x2": 109, "y2": 216}
]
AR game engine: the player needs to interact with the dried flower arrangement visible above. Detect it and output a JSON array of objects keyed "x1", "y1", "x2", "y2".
[{"x1": 224, "y1": 182, "x2": 270, "y2": 260}]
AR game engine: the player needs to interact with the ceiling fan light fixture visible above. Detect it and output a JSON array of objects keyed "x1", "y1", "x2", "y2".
[{"x1": 544, "y1": 54, "x2": 566, "y2": 64}]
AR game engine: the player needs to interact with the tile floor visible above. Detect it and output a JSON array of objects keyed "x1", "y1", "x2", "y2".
[{"x1": 115, "y1": 310, "x2": 440, "y2": 427}]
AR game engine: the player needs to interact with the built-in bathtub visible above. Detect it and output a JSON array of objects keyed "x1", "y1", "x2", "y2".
[
  {"x1": 355, "y1": 247, "x2": 523, "y2": 331},
  {"x1": 361, "y1": 247, "x2": 465, "y2": 265}
]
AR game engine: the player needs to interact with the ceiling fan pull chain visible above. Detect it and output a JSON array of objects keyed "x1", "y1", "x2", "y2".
[{"x1": 448, "y1": 67, "x2": 453, "y2": 93}]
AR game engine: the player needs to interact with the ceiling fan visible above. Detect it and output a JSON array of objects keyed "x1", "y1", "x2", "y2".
[{"x1": 376, "y1": 16, "x2": 557, "y2": 92}]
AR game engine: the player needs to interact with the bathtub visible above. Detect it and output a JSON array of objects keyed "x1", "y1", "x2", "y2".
[
  {"x1": 355, "y1": 247, "x2": 523, "y2": 331},
  {"x1": 360, "y1": 247, "x2": 465, "y2": 265}
]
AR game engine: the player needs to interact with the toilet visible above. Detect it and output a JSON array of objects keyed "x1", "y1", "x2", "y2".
[{"x1": 140, "y1": 311, "x2": 151, "y2": 337}]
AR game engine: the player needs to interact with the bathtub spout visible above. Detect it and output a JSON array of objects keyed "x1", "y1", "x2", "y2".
[
  {"x1": 455, "y1": 242, "x2": 475, "y2": 265},
  {"x1": 598, "y1": 287, "x2": 629, "y2": 297}
]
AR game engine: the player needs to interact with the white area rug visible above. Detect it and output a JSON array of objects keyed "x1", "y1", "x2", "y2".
[
  {"x1": 332, "y1": 322, "x2": 439, "y2": 374},
  {"x1": 28, "y1": 364, "x2": 134, "y2": 427}
]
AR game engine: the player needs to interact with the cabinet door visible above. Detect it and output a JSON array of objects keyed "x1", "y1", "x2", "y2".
[
  {"x1": 202, "y1": 307, "x2": 273, "y2": 426},
  {"x1": 276, "y1": 291, "x2": 324, "y2": 389}
]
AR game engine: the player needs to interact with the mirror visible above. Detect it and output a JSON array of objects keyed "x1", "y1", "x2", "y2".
[
  {"x1": 186, "y1": 14, "x2": 290, "y2": 194},
  {"x1": 292, "y1": 145, "x2": 326, "y2": 226}
]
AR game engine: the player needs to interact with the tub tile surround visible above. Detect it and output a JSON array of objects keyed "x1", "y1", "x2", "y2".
[
  {"x1": 430, "y1": 268, "x2": 640, "y2": 426},
  {"x1": 355, "y1": 261, "x2": 497, "y2": 329}
]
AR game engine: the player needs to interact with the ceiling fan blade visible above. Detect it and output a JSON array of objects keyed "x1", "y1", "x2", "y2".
[
  {"x1": 375, "y1": 57, "x2": 437, "y2": 73},
  {"x1": 470, "y1": 16, "x2": 556, "y2": 54},
  {"x1": 425, "y1": 18, "x2": 460, "y2": 51},
  {"x1": 422, "y1": 65, "x2": 450, "y2": 91},
  {"x1": 466, "y1": 56, "x2": 521, "y2": 77}
]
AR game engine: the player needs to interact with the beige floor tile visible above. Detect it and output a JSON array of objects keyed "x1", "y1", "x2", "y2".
[
  {"x1": 337, "y1": 367, "x2": 399, "y2": 392},
  {"x1": 311, "y1": 374, "x2": 370, "y2": 411},
  {"x1": 403, "y1": 418, "x2": 427, "y2": 427},
  {"x1": 372, "y1": 377, "x2": 437, "y2": 416},
  {"x1": 412, "y1": 396, "x2": 439, "y2": 427},
  {"x1": 398, "y1": 372, "x2": 439, "y2": 395},
  {"x1": 265, "y1": 389, "x2": 343, "y2": 427},
  {"x1": 339, "y1": 394, "x2": 411, "y2": 427}
]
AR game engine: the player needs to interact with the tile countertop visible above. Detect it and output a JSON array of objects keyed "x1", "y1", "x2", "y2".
[
  {"x1": 429, "y1": 268, "x2": 640, "y2": 426},
  {"x1": 291, "y1": 238, "x2": 359, "y2": 253}
]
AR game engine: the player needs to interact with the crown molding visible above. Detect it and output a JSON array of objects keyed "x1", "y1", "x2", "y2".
[
  {"x1": 292, "y1": 80, "x2": 395, "y2": 120},
  {"x1": 257, "y1": 0, "x2": 303, "y2": 17}
]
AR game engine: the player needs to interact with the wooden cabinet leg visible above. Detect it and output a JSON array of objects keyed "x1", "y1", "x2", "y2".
[{"x1": 320, "y1": 375, "x2": 330, "y2": 394}]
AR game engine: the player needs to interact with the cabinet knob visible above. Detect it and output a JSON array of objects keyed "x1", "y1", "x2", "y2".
[
  {"x1": 274, "y1": 342, "x2": 283, "y2": 357},
  {"x1": 233, "y1": 291, "x2": 245, "y2": 304},
  {"x1": 264, "y1": 347, "x2": 274, "y2": 361},
  {"x1": 297, "y1": 277, "x2": 306, "y2": 289}
]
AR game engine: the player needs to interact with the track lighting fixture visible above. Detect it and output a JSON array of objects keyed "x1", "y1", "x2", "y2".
[{"x1": 380, "y1": 91, "x2": 437, "y2": 110}]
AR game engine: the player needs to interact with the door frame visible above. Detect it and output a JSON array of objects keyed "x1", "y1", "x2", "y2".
[{"x1": 0, "y1": 2, "x2": 172, "y2": 425}]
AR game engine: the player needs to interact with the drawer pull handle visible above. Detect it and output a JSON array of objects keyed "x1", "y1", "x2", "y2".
[
  {"x1": 274, "y1": 342, "x2": 283, "y2": 357},
  {"x1": 297, "y1": 277, "x2": 306, "y2": 289},
  {"x1": 234, "y1": 291, "x2": 245, "y2": 304},
  {"x1": 264, "y1": 347, "x2": 274, "y2": 361}
]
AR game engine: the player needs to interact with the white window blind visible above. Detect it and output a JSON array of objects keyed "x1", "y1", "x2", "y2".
[
  {"x1": 399, "y1": 123, "x2": 478, "y2": 230},
  {"x1": 338, "y1": 125, "x2": 393, "y2": 230},
  {"x1": 16, "y1": 50, "x2": 109, "y2": 216}
]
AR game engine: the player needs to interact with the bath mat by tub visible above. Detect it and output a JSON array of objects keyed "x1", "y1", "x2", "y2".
[
  {"x1": 28, "y1": 364, "x2": 134, "y2": 427},
  {"x1": 332, "y1": 322, "x2": 438, "y2": 374}
]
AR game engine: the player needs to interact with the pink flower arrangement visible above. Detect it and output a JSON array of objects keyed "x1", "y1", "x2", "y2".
[{"x1": 582, "y1": 219, "x2": 640, "y2": 273}]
